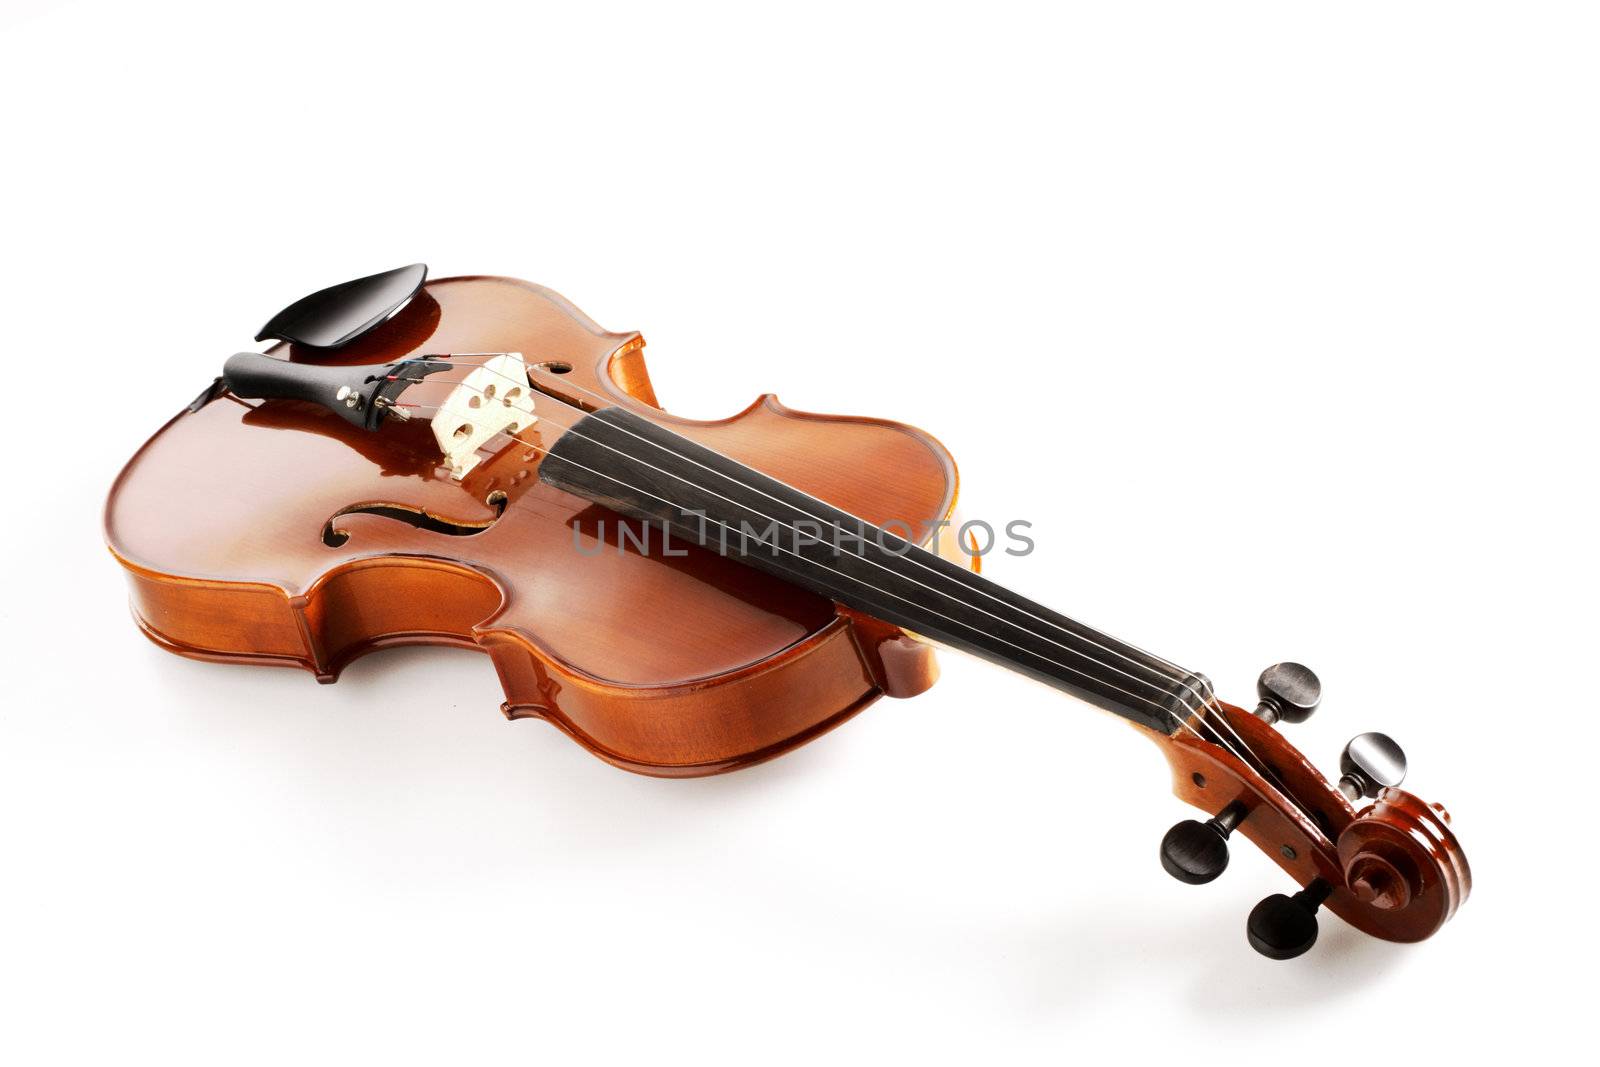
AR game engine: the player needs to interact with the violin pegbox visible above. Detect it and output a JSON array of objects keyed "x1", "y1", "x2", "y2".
[
  {"x1": 1152, "y1": 667, "x2": 1470, "y2": 959},
  {"x1": 430, "y1": 352, "x2": 538, "y2": 480}
]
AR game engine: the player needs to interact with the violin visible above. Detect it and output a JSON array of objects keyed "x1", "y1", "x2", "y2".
[{"x1": 105, "y1": 264, "x2": 1470, "y2": 959}]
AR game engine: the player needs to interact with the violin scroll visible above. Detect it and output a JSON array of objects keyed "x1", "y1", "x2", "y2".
[{"x1": 1337, "y1": 789, "x2": 1468, "y2": 926}]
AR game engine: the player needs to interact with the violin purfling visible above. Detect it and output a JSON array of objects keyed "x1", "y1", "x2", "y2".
[{"x1": 105, "y1": 265, "x2": 1470, "y2": 959}]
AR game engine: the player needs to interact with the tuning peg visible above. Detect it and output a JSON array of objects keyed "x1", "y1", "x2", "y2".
[
  {"x1": 1160, "y1": 801, "x2": 1247, "y2": 884},
  {"x1": 1253, "y1": 662, "x2": 1321, "y2": 724},
  {"x1": 1247, "y1": 878, "x2": 1333, "y2": 960},
  {"x1": 1338, "y1": 732, "x2": 1407, "y2": 801}
]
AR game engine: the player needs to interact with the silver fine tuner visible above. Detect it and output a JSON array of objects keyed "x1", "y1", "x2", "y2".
[
  {"x1": 1337, "y1": 732, "x2": 1407, "y2": 802},
  {"x1": 1253, "y1": 662, "x2": 1321, "y2": 725}
]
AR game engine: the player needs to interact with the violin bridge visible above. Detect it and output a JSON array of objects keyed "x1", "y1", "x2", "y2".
[{"x1": 430, "y1": 352, "x2": 538, "y2": 480}]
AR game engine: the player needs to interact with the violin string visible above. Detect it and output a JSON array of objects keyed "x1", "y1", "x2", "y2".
[
  {"x1": 396, "y1": 368, "x2": 1293, "y2": 797},
  {"x1": 392, "y1": 397, "x2": 1220, "y2": 744},
  {"x1": 410, "y1": 361, "x2": 1293, "y2": 794},
  {"x1": 364, "y1": 351, "x2": 1293, "y2": 806},
  {"x1": 402, "y1": 383, "x2": 1207, "y2": 710},
  {"x1": 417, "y1": 361, "x2": 1213, "y2": 687},
  {"x1": 459, "y1": 362, "x2": 1298, "y2": 804},
  {"x1": 394, "y1": 393, "x2": 1315, "y2": 822},
  {"x1": 386, "y1": 390, "x2": 1287, "y2": 799},
  {"x1": 414, "y1": 366, "x2": 1230, "y2": 710}
]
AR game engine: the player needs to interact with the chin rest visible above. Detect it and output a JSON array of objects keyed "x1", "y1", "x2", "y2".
[{"x1": 255, "y1": 263, "x2": 427, "y2": 349}]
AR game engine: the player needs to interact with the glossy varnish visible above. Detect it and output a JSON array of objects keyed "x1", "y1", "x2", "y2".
[
  {"x1": 106, "y1": 276, "x2": 963, "y2": 775},
  {"x1": 107, "y1": 272, "x2": 1470, "y2": 948}
]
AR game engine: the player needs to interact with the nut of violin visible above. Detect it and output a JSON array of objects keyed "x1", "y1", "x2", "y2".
[{"x1": 430, "y1": 351, "x2": 537, "y2": 479}]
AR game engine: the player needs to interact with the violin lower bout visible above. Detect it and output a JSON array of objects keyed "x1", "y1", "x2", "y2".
[{"x1": 119, "y1": 548, "x2": 943, "y2": 776}]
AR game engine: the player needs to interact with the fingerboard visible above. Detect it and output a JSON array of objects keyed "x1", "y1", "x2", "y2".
[{"x1": 540, "y1": 407, "x2": 1206, "y2": 735}]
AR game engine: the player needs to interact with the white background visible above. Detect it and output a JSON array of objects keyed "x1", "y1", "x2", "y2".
[{"x1": 2, "y1": 2, "x2": 1594, "y2": 1063}]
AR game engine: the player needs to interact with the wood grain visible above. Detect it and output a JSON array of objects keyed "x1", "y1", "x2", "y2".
[{"x1": 106, "y1": 275, "x2": 962, "y2": 774}]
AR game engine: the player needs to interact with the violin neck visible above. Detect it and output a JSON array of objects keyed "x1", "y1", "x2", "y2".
[{"x1": 540, "y1": 407, "x2": 1205, "y2": 735}]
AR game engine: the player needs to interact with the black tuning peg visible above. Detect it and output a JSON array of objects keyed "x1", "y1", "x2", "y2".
[
  {"x1": 1160, "y1": 801, "x2": 1247, "y2": 884},
  {"x1": 1253, "y1": 662, "x2": 1321, "y2": 724},
  {"x1": 1247, "y1": 879, "x2": 1333, "y2": 960},
  {"x1": 1337, "y1": 732, "x2": 1407, "y2": 801}
]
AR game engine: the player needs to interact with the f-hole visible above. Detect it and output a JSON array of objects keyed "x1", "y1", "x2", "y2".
[{"x1": 322, "y1": 492, "x2": 508, "y2": 547}]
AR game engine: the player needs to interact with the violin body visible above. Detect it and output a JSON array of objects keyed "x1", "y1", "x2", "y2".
[{"x1": 106, "y1": 275, "x2": 962, "y2": 775}]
